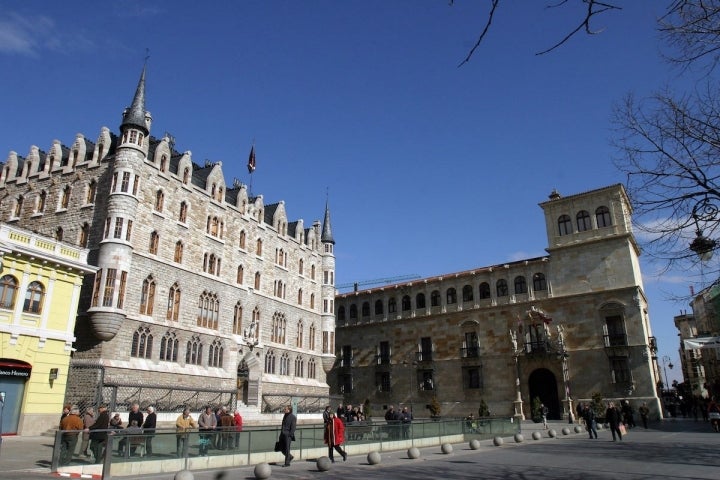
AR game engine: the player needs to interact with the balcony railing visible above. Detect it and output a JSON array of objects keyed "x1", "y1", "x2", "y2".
[
  {"x1": 604, "y1": 333, "x2": 628, "y2": 347},
  {"x1": 460, "y1": 346, "x2": 480, "y2": 358}
]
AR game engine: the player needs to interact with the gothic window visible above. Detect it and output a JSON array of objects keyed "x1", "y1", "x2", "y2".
[
  {"x1": 402, "y1": 295, "x2": 411, "y2": 311},
  {"x1": 159, "y1": 331, "x2": 179, "y2": 362},
  {"x1": 155, "y1": 190, "x2": 164, "y2": 212},
  {"x1": 558, "y1": 214, "x2": 572, "y2": 236},
  {"x1": 310, "y1": 293, "x2": 315, "y2": 309},
  {"x1": 167, "y1": 283, "x2": 181, "y2": 321},
  {"x1": 264, "y1": 350, "x2": 276, "y2": 374},
  {"x1": 179, "y1": 201, "x2": 188, "y2": 223},
  {"x1": 233, "y1": 302, "x2": 243, "y2": 335},
  {"x1": 297, "y1": 288, "x2": 303, "y2": 305},
  {"x1": 37, "y1": 190, "x2": 47, "y2": 213},
  {"x1": 0, "y1": 275, "x2": 18, "y2": 309},
  {"x1": 160, "y1": 155, "x2": 167, "y2": 172},
  {"x1": 197, "y1": 291, "x2": 219, "y2": 329},
  {"x1": 362, "y1": 301, "x2": 370, "y2": 317},
  {"x1": 256, "y1": 238, "x2": 263, "y2": 256},
  {"x1": 311, "y1": 265, "x2": 316, "y2": 280},
  {"x1": 183, "y1": 167, "x2": 190, "y2": 185},
  {"x1": 416, "y1": 293, "x2": 426, "y2": 309},
  {"x1": 86, "y1": 181, "x2": 97, "y2": 204},
  {"x1": 203, "y1": 253, "x2": 221, "y2": 275},
  {"x1": 297, "y1": 320, "x2": 304, "y2": 348},
  {"x1": 102, "y1": 269, "x2": 116, "y2": 307},
  {"x1": 374, "y1": 299, "x2": 383, "y2": 315},
  {"x1": 149, "y1": 231, "x2": 159, "y2": 254},
  {"x1": 271, "y1": 312, "x2": 287, "y2": 343},
  {"x1": 174, "y1": 241, "x2": 184, "y2": 263},
  {"x1": 79, "y1": 223, "x2": 90, "y2": 247},
  {"x1": 279, "y1": 353, "x2": 290, "y2": 375},
  {"x1": 309, "y1": 324, "x2": 316, "y2": 350},
  {"x1": 388, "y1": 298, "x2": 397, "y2": 313},
  {"x1": 446, "y1": 288, "x2": 457, "y2": 304},
  {"x1": 294, "y1": 356, "x2": 304, "y2": 377},
  {"x1": 308, "y1": 358, "x2": 317, "y2": 379},
  {"x1": 577, "y1": 210, "x2": 591, "y2": 232},
  {"x1": 140, "y1": 276, "x2": 156, "y2": 315},
  {"x1": 596, "y1": 206, "x2": 612, "y2": 227},
  {"x1": 496, "y1": 279, "x2": 509, "y2": 297},
  {"x1": 23, "y1": 281, "x2": 45, "y2": 313},
  {"x1": 236, "y1": 265, "x2": 244, "y2": 284},
  {"x1": 239, "y1": 230, "x2": 246, "y2": 249},
  {"x1": 60, "y1": 185, "x2": 71, "y2": 209},
  {"x1": 254, "y1": 272, "x2": 261, "y2": 290},
  {"x1": 298, "y1": 259, "x2": 304, "y2": 275},
  {"x1": 208, "y1": 339, "x2": 224, "y2": 368},
  {"x1": 186, "y1": 335, "x2": 203, "y2": 365},
  {"x1": 427, "y1": 289, "x2": 440, "y2": 307},
  {"x1": 514, "y1": 276, "x2": 527, "y2": 294},
  {"x1": 462, "y1": 285, "x2": 473, "y2": 302},
  {"x1": 533, "y1": 273, "x2": 547, "y2": 291},
  {"x1": 131, "y1": 327, "x2": 153, "y2": 358},
  {"x1": 479, "y1": 282, "x2": 491, "y2": 299}
]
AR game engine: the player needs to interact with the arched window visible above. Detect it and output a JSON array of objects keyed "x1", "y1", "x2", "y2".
[
  {"x1": 159, "y1": 155, "x2": 167, "y2": 172},
  {"x1": 140, "y1": 276, "x2": 156, "y2": 315},
  {"x1": 37, "y1": 190, "x2": 47, "y2": 213},
  {"x1": 402, "y1": 295, "x2": 411, "y2": 311},
  {"x1": 279, "y1": 353, "x2": 290, "y2": 375},
  {"x1": 362, "y1": 301, "x2": 370, "y2": 317},
  {"x1": 233, "y1": 302, "x2": 243, "y2": 335},
  {"x1": 311, "y1": 265, "x2": 316, "y2": 280},
  {"x1": 0, "y1": 275, "x2": 18, "y2": 309},
  {"x1": 558, "y1": 214, "x2": 572, "y2": 235},
  {"x1": 254, "y1": 272, "x2": 261, "y2": 290},
  {"x1": 60, "y1": 185, "x2": 71, "y2": 209},
  {"x1": 155, "y1": 190, "x2": 164, "y2": 212},
  {"x1": 86, "y1": 181, "x2": 97, "y2": 205},
  {"x1": 416, "y1": 293, "x2": 426, "y2": 309},
  {"x1": 308, "y1": 358, "x2": 317, "y2": 379},
  {"x1": 462, "y1": 285, "x2": 473, "y2": 302},
  {"x1": 294, "y1": 355, "x2": 304, "y2": 377},
  {"x1": 236, "y1": 265, "x2": 244, "y2": 284},
  {"x1": 430, "y1": 290, "x2": 441, "y2": 307},
  {"x1": 479, "y1": 282, "x2": 491, "y2": 299},
  {"x1": 167, "y1": 283, "x2": 181, "y2": 321},
  {"x1": 446, "y1": 288, "x2": 457, "y2": 304},
  {"x1": 297, "y1": 321, "x2": 304, "y2": 348},
  {"x1": 265, "y1": 350, "x2": 276, "y2": 374},
  {"x1": 514, "y1": 276, "x2": 527, "y2": 294},
  {"x1": 79, "y1": 222, "x2": 90, "y2": 247},
  {"x1": 183, "y1": 167, "x2": 190, "y2": 184},
  {"x1": 239, "y1": 230, "x2": 246, "y2": 249},
  {"x1": 256, "y1": 238, "x2": 263, "y2": 256},
  {"x1": 159, "y1": 331, "x2": 178, "y2": 362},
  {"x1": 297, "y1": 288, "x2": 303, "y2": 305},
  {"x1": 174, "y1": 241, "x2": 184, "y2": 263},
  {"x1": 533, "y1": 273, "x2": 547, "y2": 291},
  {"x1": 496, "y1": 279, "x2": 509, "y2": 297},
  {"x1": 208, "y1": 339, "x2": 224, "y2": 368},
  {"x1": 131, "y1": 326, "x2": 153, "y2": 358},
  {"x1": 374, "y1": 299, "x2": 384, "y2": 315},
  {"x1": 349, "y1": 304, "x2": 358, "y2": 319},
  {"x1": 186, "y1": 335, "x2": 203, "y2": 365},
  {"x1": 149, "y1": 231, "x2": 159, "y2": 254},
  {"x1": 179, "y1": 201, "x2": 188, "y2": 223},
  {"x1": 388, "y1": 298, "x2": 397, "y2": 313},
  {"x1": 23, "y1": 281, "x2": 45, "y2": 313},
  {"x1": 197, "y1": 291, "x2": 219, "y2": 329},
  {"x1": 309, "y1": 324, "x2": 316, "y2": 350},
  {"x1": 576, "y1": 210, "x2": 591, "y2": 232},
  {"x1": 298, "y1": 259, "x2": 304, "y2": 275},
  {"x1": 338, "y1": 305, "x2": 346, "y2": 321},
  {"x1": 596, "y1": 206, "x2": 612, "y2": 228},
  {"x1": 271, "y1": 312, "x2": 287, "y2": 343},
  {"x1": 310, "y1": 293, "x2": 315, "y2": 309}
]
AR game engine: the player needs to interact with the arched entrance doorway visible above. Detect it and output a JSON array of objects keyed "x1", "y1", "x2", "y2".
[{"x1": 528, "y1": 368, "x2": 560, "y2": 420}]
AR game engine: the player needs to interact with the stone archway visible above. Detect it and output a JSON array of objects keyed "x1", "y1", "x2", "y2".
[
  {"x1": 528, "y1": 368, "x2": 561, "y2": 420},
  {"x1": 238, "y1": 349, "x2": 263, "y2": 407}
]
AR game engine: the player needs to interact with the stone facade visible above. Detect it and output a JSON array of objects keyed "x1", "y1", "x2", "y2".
[
  {"x1": 331, "y1": 184, "x2": 663, "y2": 420},
  {"x1": 0, "y1": 68, "x2": 336, "y2": 413}
]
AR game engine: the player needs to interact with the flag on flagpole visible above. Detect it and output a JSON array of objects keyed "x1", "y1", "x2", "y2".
[{"x1": 247, "y1": 145, "x2": 256, "y2": 174}]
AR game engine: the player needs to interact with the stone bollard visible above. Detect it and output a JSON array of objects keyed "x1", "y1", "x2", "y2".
[
  {"x1": 493, "y1": 436, "x2": 504, "y2": 446},
  {"x1": 532, "y1": 431, "x2": 542, "y2": 440},
  {"x1": 441, "y1": 443, "x2": 453, "y2": 454},
  {"x1": 317, "y1": 456, "x2": 332, "y2": 471},
  {"x1": 407, "y1": 447, "x2": 421, "y2": 459},
  {"x1": 254, "y1": 462, "x2": 272, "y2": 480},
  {"x1": 562, "y1": 427, "x2": 571, "y2": 435},
  {"x1": 548, "y1": 429, "x2": 557, "y2": 438},
  {"x1": 574, "y1": 425, "x2": 583, "y2": 433},
  {"x1": 469, "y1": 439, "x2": 481, "y2": 450},
  {"x1": 514, "y1": 433, "x2": 524, "y2": 443},
  {"x1": 174, "y1": 471, "x2": 194, "y2": 480},
  {"x1": 367, "y1": 451, "x2": 381, "y2": 465}
]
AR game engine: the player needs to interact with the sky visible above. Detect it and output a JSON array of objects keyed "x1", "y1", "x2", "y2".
[{"x1": 0, "y1": 1, "x2": 696, "y2": 383}]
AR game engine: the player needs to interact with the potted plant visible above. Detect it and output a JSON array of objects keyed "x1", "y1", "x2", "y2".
[
  {"x1": 531, "y1": 397, "x2": 543, "y2": 423},
  {"x1": 478, "y1": 399, "x2": 490, "y2": 417},
  {"x1": 363, "y1": 398, "x2": 373, "y2": 422},
  {"x1": 428, "y1": 396, "x2": 442, "y2": 419}
]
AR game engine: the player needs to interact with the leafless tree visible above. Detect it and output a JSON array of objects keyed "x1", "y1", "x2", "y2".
[{"x1": 660, "y1": 0, "x2": 720, "y2": 73}]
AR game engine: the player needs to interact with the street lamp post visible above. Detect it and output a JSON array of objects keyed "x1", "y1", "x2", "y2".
[
  {"x1": 662, "y1": 355, "x2": 674, "y2": 391},
  {"x1": 402, "y1": 358, "x2": 417, "y2": 417},
  {"x1": 557, "y1": 325, "x2": 574, "y2": 424},
  {"x1": 509, "y1": 329, "x2": 525, "y2": 420}
]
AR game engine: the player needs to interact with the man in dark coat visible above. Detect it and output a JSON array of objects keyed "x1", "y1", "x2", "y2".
[
  {"x1": 142, "y1": 406, "x2": 157, "y2": 456},
  {"x1": 279, "y1": 405, "x2": 297, "y2": 466},
  {"x1": 88, "y1": 405, "x2": 110, "y2": 462},
  {"x1": 605, "y1": 402, "x2": 623, "y2": 441}
]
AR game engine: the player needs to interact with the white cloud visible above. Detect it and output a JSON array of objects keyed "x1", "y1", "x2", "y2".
[{"x1": 0, "y1": 12, "x2": 94, "y2": 56}]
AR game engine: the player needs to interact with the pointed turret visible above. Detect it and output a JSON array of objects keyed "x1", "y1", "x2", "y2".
[
  {"x1": 321, "y1": 199, "x2": 335, "y2": 244},
  {"x1": 121, "y1": 65, "x2": 149, "y2": 133}
]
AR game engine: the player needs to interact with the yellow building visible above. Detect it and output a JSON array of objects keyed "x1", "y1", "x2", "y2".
[{"x1": 0, "y1": 223, "x2": 95, "y2": 435}]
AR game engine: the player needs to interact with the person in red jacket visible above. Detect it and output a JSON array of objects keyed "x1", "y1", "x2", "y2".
[
  {"x1": 324, "y1": 412, "x2": 347, "y2": 463},
  {"x1": 233, "y1": 408, "x2": 243, "y2": 449}
]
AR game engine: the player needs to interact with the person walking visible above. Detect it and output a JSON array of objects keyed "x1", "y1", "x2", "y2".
[
  {"x1": 621, "y1": 400, "x2": 636, "y2": 428},
  {"x1": 142, "y1": 406, "x2": 157, "y2": 456},
  {"x1": 605, "y1": 402, "x2": 623, "y2": 442},
  {"x1": 198, "y1": 406, "x2": 217, "y2": 456},
  {"x1": 400, "y1": 406, "x2": 413, "y2": 439},
  {"x1": 59, "y1": 406, "x2": 84, "y2": 465},
  {"x1": 279, "y1": 405, "x2": 297, "y2": 467},
  {"x1": 638, "y1": 402, "x2": 650, "y2": 429},
  {"x1": 582, "y1": 404, "x2": 598, "y2": 439},
  {"x1": 88, "y1": 405, "x2": 110, "y2": 463},
  {"x1": 175, "y1": 407, "x2": 197, "y2": 458},
  {"x1": 78, "y1": 406, "x2": 95, "y2": 457},
  {"x1": 233, "y1": 408, "x2": 243, "y2": 450},
  {"x1": 540, "y1": 403, "x2": 549, "y2": 429},
  {"x1": 324, "y1": 412, "x2": 347, "y2": 463}
]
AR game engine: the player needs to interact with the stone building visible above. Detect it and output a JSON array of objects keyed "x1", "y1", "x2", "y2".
[
  {"x1": 0, "y1": 223, "x2": 95, "y2": 435},
  {"x1": 0, "y1": 67, "x2": 336, "y2": 414},
  {"x1": 332, "y1": 184, "x2": 663, "y2": 420},
  {"x1": 682, "y1": 283, "x2": 720, "y2": 399}
]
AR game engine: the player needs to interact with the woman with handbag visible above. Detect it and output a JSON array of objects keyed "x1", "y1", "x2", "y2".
[
  {"x1": 605, "y1": 402, "x2": 623, "y2": 442},
  {"x1": 324, "y1": 412, "x2": 347, "y2": 462}
]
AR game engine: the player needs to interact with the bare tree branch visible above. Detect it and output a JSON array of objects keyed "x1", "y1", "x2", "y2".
[{"x1": 456, "y1": 0, "x2": 500, "y2": 68}]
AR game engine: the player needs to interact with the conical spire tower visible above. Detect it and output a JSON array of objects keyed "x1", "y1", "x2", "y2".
[{"x1": 121, "y1": 65, "x2": 149, "y2": 133}]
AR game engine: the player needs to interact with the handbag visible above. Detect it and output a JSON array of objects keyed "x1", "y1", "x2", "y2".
[
  {"x1": 618, "y1": 423, "x2": 627, "y2": 435},
  {"x1": 274, "y1": 441, "x2": 281, "y2": 452}
]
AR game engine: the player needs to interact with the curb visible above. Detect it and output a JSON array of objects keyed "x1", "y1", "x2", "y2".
[{"x1": 53, "y1": 473, "x2": 102, "y2": 479}]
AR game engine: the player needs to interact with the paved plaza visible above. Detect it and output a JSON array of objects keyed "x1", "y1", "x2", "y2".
[{"x1": 1, "y1": 419, "x2": 718, "y2": 480}]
